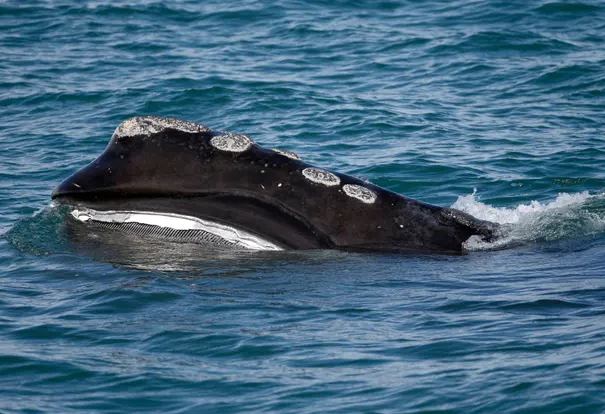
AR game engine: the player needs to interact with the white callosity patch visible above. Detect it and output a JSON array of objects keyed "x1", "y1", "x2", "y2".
[
  {"x1": 113, "y1": 116, "x2": 210, "y2": 138},
  {"x1": 273, "y1": 148, "x2": 301, "y2": 160},
  {"x1": 302, "y1": 168, "x2": 341, "y2": 187},
  {"x1": 210, "y1": 132, "x2": 253, "y2": 153},
  {"x1": 342, "y1": 184, "x2": 377, "y2": 204},
  {"x1": 70, "y1": 208, "x2": 282, "y2": 251}
]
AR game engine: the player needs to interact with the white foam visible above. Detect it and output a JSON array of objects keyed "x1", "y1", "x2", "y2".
[{"x1": 452, "y1": 190, "x2": 605, "y2": 250}]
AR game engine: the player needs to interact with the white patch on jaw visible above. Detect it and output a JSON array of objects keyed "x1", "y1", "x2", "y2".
[
  {"x1": 210, "y1": 132, "x2": 253, "y2": 153},
  {"x1": 273, "y1": 149, "x2": 301, "y2": 160},
  {"x1": 343, "y1": 184, "x2": 377, "y2": 204},
  {"x1": 113, "y1": 116, "x2": 210, "y2": 138},
  {"x1": 302, "y1": 168, "x2": 341, "y2": 187},
  {"x1": 70, "y1": 208, "x2": 282, "y2": 251}
]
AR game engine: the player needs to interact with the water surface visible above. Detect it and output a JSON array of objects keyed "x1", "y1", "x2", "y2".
[{"x1": 2, "y1": 0, "x2": 605, "y2": 412}]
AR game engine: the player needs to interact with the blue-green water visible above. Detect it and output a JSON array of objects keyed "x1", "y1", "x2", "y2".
[{"x1": 2, "y1": 0, "x2": 605, "y2": 412}]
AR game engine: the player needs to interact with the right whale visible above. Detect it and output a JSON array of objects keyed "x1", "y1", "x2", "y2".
[{"x1": 51, "y1": 116, "x2": 499, "y2": 254}]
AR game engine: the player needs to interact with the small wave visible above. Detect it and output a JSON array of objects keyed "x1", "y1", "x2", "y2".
[
  {"x1": 532, "y1": 2, "x2": 602, "y2": 16},
  {"x1": 453, "y1": 190, "x2": 605, "y2": 250}
]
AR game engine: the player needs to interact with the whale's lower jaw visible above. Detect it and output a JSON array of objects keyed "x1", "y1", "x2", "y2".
[
  {"x1": 54, "y1": 194, "x2": 334, "y2": 250},
  {"x1": 69, "y1": 207, "x2": 284, "y2": 251}
]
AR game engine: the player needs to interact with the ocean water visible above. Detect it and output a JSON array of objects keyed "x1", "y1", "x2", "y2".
[{"x1": 2, "y1": 0, "x2": 605, "y2": 412}]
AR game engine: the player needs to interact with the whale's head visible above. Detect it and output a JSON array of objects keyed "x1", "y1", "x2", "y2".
[
  {"x1": 53, "y1": 116, "x2": 498, "y2": 254},
  {"x1": 52, "y1": 116, "x2": 336, "y2": 250},
  {"x1": 53, "y1": 116, "x2": 216, "y2": 199}
]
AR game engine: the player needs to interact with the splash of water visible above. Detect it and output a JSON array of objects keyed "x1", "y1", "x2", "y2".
[{"x1": 453, "y1": 190, "x2": 605, "y2": 250}]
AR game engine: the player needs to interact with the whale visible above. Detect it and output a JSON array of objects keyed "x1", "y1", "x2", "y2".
[{"x1": 52, "y1": 116, "x2": 498, "y2": 254}]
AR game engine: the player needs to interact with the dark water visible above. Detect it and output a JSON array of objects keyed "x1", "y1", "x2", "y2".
[{"x1": 2, "y1": 1, "x2": 605, "y2": 412}]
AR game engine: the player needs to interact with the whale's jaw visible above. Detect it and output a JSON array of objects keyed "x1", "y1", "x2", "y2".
[{"x1": 69, "y1": 207, "x2": 283, "y2": 251}]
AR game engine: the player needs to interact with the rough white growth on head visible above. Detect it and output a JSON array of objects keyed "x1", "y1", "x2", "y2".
[
  {"x1": 343, "y1": 184, "x2": 377, "y2": 204},
  {"x1": 113, "y1": 116, "x2": 210, "y2": 138},
  {"x1": 210, "y1": 132, "x2": 253, "y2": 153},
  {"x1": 274, "y1": 148, "x2": 301, "y2": 160},
  {"x1": 302, "y1": 168, "x2": 340, "y2": 187}
]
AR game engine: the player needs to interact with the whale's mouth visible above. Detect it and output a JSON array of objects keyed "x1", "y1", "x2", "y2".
[{"x1": 69, "y1": 207, "x2": 283, "y2": 251}]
